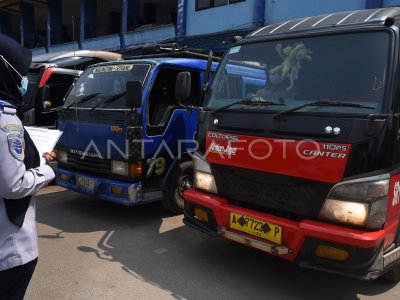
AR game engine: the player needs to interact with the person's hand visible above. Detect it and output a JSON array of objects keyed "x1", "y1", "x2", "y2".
[{"x1": 43, "y1": 151, "x2": 56, "y2": 163}]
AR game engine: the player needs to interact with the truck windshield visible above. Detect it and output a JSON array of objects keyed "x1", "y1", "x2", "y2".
[
  {"x1": 63, "y1": 63, "x2": 151, "y2": 109},
  {"x1": 206, "y1": 31, "x2": 391, "y2": 115}
]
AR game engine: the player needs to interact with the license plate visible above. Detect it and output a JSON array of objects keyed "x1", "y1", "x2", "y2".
[
  {"x1": 230, "y1": 213, "x2": 282, "y2": 244},
  {"x1": 77, "y1": 176, "x2": 96, "y2": 192}
]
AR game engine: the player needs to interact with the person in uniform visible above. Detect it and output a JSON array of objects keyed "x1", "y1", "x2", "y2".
[{"x1": 0, "y1": 33, "x2": 56, "y2": 300}]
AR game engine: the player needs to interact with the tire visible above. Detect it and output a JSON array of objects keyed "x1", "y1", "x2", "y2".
[
  {"x1": 162, "y1": 161, "x2": 193, "y2": 214},
  {"x1": 382, "y1": 262, "x2": 400, "y2": 282}
]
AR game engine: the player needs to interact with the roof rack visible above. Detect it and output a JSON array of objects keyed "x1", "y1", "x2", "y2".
[
  {"x1": 122, "y1": 43, "x2": 221, "y2": 62},
  {"x1": 247, "y1": 7, "x2": 400, "y2": 38}
]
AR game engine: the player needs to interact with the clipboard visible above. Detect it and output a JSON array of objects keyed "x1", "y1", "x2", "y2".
[{"x1": 25, "y1": 126, "x2": 63, "y2": 166}]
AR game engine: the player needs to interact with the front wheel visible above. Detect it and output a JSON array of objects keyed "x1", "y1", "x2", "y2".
[{"x1": 162, "y1": 161, "x2": 193, "y2": 214}]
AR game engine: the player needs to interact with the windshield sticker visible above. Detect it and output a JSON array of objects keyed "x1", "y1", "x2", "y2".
[
  {"x1": 373, "y1": 67, "x2": 386, "y2": 92},
  {"x1": 267, "y1": 43, "x2": 312, "y2": 92},
  {"x1": 229, "y1": 46, "x2": 241, "y2": 54},
  {"x1": 93, "y1": 65, "x2": 133, "y2": 73}
]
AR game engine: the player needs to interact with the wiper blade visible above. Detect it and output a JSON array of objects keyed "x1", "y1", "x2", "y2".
[
  {"x1": 64, "y1": 93, "x2": 100, "y2": 110},
  {"x1": 103, "y1": 92, "x2": 126, "y2": 108},
  {"x1": 89, "y1": 92, "x2": 126, "y2": 113},
  {"x1": 211, "y1": 98, "x2": 285, "y2": 116},
  {"x1": 273, "y1": 100, "x2": 375, "y2": 120}
]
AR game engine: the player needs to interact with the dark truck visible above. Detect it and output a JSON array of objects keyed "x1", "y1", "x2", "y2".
[
  {"x1": 23, "y1": 50, "x2": 121, "y2": 127},
  {"x1": 183, "y1": 8, "x2": 400, "y2": 281}
]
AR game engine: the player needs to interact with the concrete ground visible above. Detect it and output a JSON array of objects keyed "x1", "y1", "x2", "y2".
[{"x1": 25, "y1": 186, "x2": 400, "y2": 300}]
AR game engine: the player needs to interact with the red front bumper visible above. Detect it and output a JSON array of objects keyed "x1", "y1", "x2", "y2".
[{"x1": 183, "y1": 189, "x2": 394, "y2": 263}]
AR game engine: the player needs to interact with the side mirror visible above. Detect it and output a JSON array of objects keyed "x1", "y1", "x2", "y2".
[
  {"x1": 43, "y1": 101, "x2": 52, "y2": 110},
  {"x1": 41, "y1": 85, "x2": 52, "y2": 111},
  {"x1": 126, "y1": 81, "x2": 142, "y2": 109},
  {"x1": 42, "y1": 84, "x2": 50, "y2": 102},
  {"x1": 175, "y1": 71, "x2": 191, "y2": 105}
]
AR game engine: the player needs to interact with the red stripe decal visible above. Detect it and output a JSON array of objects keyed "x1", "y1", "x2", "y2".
[{"x1": 206, "y1": 131, "x2": 351, "y2": 183}]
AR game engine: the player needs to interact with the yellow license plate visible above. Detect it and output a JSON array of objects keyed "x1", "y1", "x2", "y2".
[{"x1": 230, "y1": 213, "x2": 282, "y2": 244}]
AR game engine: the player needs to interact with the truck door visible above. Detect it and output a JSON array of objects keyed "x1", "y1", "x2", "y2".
[{"x1": 144, "y1": 66, "x2": 201, "y2": 182}]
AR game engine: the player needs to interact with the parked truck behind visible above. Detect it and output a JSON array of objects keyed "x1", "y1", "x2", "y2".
[{"x1": 23, "y1": 50, "x2": 121, "y2": 127}]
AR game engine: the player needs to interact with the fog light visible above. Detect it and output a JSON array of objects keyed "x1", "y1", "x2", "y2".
[
  {"x1": 194, "y1": 207, "x2": 209, "y2": 222},
  {"x1": 111, "y1": 186, "x2": 123, "y2": 196},
  {"x1": 316, "y1": 245, "x2": 349, "y2": 262},
  {"x1": 60, "y1": 173, "x2": 68, "y2": 181}
]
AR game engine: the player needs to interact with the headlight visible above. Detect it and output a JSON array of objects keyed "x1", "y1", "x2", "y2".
[
  {"x1": 193, "y1": 153, "x2": 218, "y2": 194},
  {"x1": 195, "y1": 171, "x2": 218, "y2": 194},
  {"x1": 319, "y1": 174, "x2": 389, "y2": 229},
  {"x1": 111, "y1": 160, "x2": 129, "y2": 176},
  {"x1": 58, "y1": 150, "x2": 68, "y2": 163},
  {"x1": 319, "y1": 200, "x2": 369, "y2": 226}
]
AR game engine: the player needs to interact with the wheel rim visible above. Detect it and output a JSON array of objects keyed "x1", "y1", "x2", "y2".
[{"x1": 175, "y1": 174, "x2": 193, "y2": 209}]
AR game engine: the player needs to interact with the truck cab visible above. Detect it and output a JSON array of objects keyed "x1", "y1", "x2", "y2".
[
  {"x1": 23, "y1": 50, "x2": 121, "y2": 127},
  {"x1": 183, "y1": 8, "x2": 400, "y2": 281},
  {"x1": 55, "y1": 53, "x2": 218, "y2": 213}
]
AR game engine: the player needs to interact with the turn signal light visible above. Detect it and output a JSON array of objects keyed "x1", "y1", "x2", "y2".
[
  {"x1": 111, "y1": 186, "x2": 123, "y2": 196},
  {"x1": 316, "y1": 245, "x2": 349, "y2": 262},
  {"x1": 60, "y1": 173, "x2": 68, "y2": 181},
  {"x1": 194, "y1": 207, "x2": 209, "y2": 222},
  {"x1": 129, "y1": 162, "x2": 142, "y2": 178}
]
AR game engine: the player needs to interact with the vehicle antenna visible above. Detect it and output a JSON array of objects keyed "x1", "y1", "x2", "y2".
[
  {"x1": 72, "y1": 16, "x2": 79, "y2": 133},
  {"x1": 202, "y1": 50, "x2": 214, "y2": 100}
]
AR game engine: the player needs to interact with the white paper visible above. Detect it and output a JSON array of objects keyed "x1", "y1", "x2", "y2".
[{"x1": 25, "y1": 126, "x2": 63, "y2": 166}]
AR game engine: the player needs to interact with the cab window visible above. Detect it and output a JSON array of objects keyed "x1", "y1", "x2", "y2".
[{"x1": 147, "y1": 67, "x2": 201, "y2": 127}]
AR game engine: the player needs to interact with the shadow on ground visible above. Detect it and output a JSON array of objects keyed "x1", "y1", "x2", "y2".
[{"x1": 36, "y1": 190, "x2": 398, "y2": 300}]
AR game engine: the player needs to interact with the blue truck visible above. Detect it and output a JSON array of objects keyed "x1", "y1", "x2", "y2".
[{"x1": 55, "y1": 47, "x2": 218, "y2": 213}]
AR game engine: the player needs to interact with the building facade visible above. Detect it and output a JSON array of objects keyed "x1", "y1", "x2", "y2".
[{"x1": 0, "y1": 0, "x2": 398, "y2": 55}]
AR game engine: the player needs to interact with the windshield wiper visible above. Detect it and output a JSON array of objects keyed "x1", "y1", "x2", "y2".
[
  {"x1": 102, "y1": 92, "x2": 126, "y2": 109},
  {"x1": 64, "y1": 93, "x2": 100, "y2": 110},
  {"x1": 89, "y1": 92, "x2": 126, "y2": 113},
  {"x1": 211, "y1": 98, "x2": 285, "y2": 116},
  {"x1": 273, "y1": 100, "x2": 375, "y2": 120}
]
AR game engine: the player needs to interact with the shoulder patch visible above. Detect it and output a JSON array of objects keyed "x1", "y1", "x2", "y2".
[
  {"x1": 2, "y1": 124, "x2": 25, "y2": 161},
  {"x1": 8, "y1": 134, "x2": 25, "y2": 161},
  {"x1": 2, "y1": 123, "x2": 24, "y2": 135}
]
